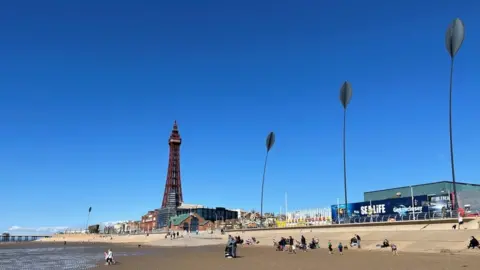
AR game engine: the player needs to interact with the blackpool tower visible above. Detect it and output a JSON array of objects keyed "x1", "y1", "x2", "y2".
[
  {"x1": 161, "y1": 120, "x2": 184, "y2": 208},
  {"x1": 157, "y1": 121, "x2": 184, "y2": 228}
]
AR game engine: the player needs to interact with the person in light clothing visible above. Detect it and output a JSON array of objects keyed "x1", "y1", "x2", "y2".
[
  {"x1": 458, "y1": 214, "x2": 464, "y2": 230},
  {"x1": 104, "y1": 249, "x2": 115, "y2": 265}
]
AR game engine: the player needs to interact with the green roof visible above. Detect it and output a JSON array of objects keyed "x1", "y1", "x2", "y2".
[{"x1": 169, "y1": 213, "x2": 191, "y2": 226}]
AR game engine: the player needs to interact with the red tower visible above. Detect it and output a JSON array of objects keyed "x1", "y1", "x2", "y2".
[{"x1": 161, "y1": 121, "x2": 184, "y2": 208}]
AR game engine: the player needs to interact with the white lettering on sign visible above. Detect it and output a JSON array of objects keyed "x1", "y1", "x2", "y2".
[
  {"x1": 360, "y1": 204, "x2": 386, "y2": 215},
  {"x1": 393, "y1": 206, "x2": 423, "y2": 214}
]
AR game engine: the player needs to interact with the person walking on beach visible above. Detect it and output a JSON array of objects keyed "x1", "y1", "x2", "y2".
[
  {"x1": 104, "y1": 249, "x2": 114, "y2": 265},
  {"x1": 328, "y1": 240, "x2": 333, "y2": 254},
  {"x1": 300, "y1": 235, "x2": 307, "y2": 252},
  {"x1": 338, "y1": 242, "x2": 344, "y2": 255},
  {"x1": 458, "y1": 213, "x2": 464, "y2": 230},
  {"x1": 391, "y1": 243, "x2": 398, "y2": 255},
  {"x1": 288, "y1": 236, "x2": 296, "y2": 254},
  {"x1": 231, "y1": 235, "x2": 238, "y2": 258}
]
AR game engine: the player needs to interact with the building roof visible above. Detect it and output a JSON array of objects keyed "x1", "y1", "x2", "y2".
[
  {"x1": 364, "y1": 180, "x2": 480, "y2": 194},
  {"x1": 169, "y1": 213, "x2": 191, "y2": 226},
  {"x1": 178, "y1": 203, "x2": 205, "y2": 209}
]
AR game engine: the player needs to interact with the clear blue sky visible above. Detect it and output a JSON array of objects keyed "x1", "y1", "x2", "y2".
[{"x1": 1, "y1": 1, "x2": 479, "y2": 235}]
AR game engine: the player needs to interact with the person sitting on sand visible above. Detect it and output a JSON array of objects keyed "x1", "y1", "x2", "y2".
[
  {"x1": 380, "y1": 239, "x2": 390, "y2": 248},
  {"x1": 309, "y1": 238, "x2": 319, "y2": 249},
  {"x1": 236, "y1": 236, "x2": 243, "y2": 245},
  {"x1": 468, "y1": 236, "x2": 480, "y2": 249},
  {"x1": 350, "y1": 237, "x2": 357, "y2": 247},
  {"x1": 104, "y1": 249, "x2": 114, "y2": 265},
  {"x1": 355, "y1": 234, "x2": 361, "y2": 248}
]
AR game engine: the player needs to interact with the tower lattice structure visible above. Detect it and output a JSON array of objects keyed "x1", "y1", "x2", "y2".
[{"x1": 161, "y1": 120, "x2": 184, "y2": 208}]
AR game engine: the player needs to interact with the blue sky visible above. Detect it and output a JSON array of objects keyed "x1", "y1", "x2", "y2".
[{"x1": 1, "y1": 1, "x2": 479, "y2": 235}]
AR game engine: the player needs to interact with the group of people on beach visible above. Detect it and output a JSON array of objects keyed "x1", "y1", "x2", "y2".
[{"x1": 270, "y1": 233, "x2": 399, "y2": 256}]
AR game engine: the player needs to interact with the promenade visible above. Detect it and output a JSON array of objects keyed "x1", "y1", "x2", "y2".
[{"x1": 37, "y1": 218, "x2": 480, "y2": 254}]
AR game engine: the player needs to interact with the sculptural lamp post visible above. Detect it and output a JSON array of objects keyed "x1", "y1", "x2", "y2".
[
  {"x1": 260, "y1": 131, "x2": 276, "y2": 227},
  {"x1": 445, "y1": 18, "x2": 465, "y2": 212},
  {"x1": 339, "y1": 81, "x2": 352, "y2": 223},
  {"x1": 86, "y1": 206, "x2": 92, "y2": 232}
]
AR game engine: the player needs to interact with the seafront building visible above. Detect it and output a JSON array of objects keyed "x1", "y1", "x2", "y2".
[
  {"x1": 331, "y1": 180, "x2": 480, "y2": 224},
  {"x1": 364, "y1": 181, "x2": 480, "y2": 201}
]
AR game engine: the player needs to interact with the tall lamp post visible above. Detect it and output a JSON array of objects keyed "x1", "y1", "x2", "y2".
[
  {"x1": 445, "y1": 18, "x2": 465, "y2": 212},
  {"x1": 339, "y1": 81, "x2": 353, "y2": 222},
  {"x1": 85, "y1": 206, "x2": 92, "y2": 232},
  {"x1": 260, "y1": 131, "x2": 276, "y2": 227}
]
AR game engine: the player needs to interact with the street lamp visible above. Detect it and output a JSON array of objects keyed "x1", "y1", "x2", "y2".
[
  {"x1": 339, "y1": 81, "x2": 353, "y2": 222},
  {"x1": 260, "y1": 131, "x2": 276, "y2": 227},
  {"x1": 445, "y1": 18, "x2": 465, "y2": 212}
]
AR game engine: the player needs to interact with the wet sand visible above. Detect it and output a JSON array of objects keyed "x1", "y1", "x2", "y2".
[
  {"x1": 97, "y1": 245, "x2": 478, "y2": 270},
  {"x1": 2, "y1": 242, "x2": 478, "y2": 269}
]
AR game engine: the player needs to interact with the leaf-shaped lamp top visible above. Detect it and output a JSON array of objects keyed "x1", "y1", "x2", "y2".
[
  {"x1": 445, "y1": 18, "x2": 465, "y2": 58},
  {"x1": 339, "y1": 81, "x2": 353, "y2": 109},
  {"x1": 266, "y1": 132, "x2": 276, "y2": 152}
]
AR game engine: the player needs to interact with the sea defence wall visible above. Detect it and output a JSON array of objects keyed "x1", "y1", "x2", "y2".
[{"x1": 226, "y1": 218, "x2": 480, "y2": 254}]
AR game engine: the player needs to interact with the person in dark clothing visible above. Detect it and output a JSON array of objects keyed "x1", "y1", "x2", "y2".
[
  {"x1": 300, "y1": 235, "x2": 307, "y2": 251},
  {"x1": 356, "y1": 234, "x2": 361, "y2": 248},
  {"x1": 309, "y1": 238, "x2": 319, "y2": 249},
  {"x1": 277, "y1": 237, "x2": 286, "y2": 251},
  {"x1": 468, "y1": 236, "x2": 480, "y2": 249},
  {"x1": 338, "y1": 242, "x2": 344, "y2": 255},
  {"x1": 381, "y1": 239, "x2": 390, "y2": 248},
  {"x1": 236, "y1": 236, "x2": 244, "y2": 244},
  {"x1": 288, "y1": 236, "x2": 296, "y2": 254},
  {"x1": 350, "y1": 237, "x2": 357, "y2": 247}
]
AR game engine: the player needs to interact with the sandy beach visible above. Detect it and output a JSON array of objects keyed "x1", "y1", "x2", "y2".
[
  {"x1": 96, "y1": 244, "x2": 478, "y2": 270},
  {"x1": 2, "y1": 240, "x2": 479, "y2": 269}
]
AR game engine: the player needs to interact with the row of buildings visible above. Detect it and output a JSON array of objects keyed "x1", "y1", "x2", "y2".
[{"x1": 139, "y1": 204, "x2": 241, "y2": 233}]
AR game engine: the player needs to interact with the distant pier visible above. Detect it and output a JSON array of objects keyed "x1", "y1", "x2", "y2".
[{"x1": 1, "y1": 235, "x2": 50, "y2": 242}]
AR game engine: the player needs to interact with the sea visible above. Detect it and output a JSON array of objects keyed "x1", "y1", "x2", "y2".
[{"x1": 0, "y1": 244, "x2": 147, "y2": 269}]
